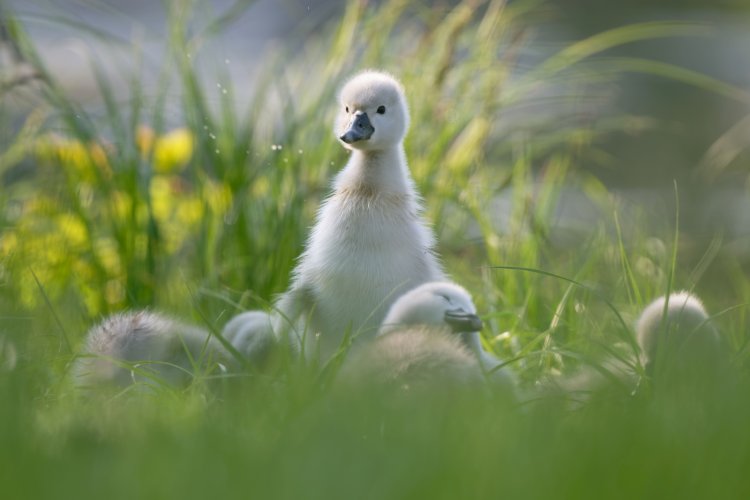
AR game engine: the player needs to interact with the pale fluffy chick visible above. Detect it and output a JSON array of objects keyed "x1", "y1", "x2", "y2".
[
  {"x1": 343, "y1": 282, "x2": 515, "y2": 392},
  {"x1": 221, "y1": 310, "x2": 276, "y2": 366},
  {"x1": 552, "y1": 292, "x2": 723, "y2": 401},
  {"x1": 636, "y1": 291, "x2": 722, "y2": 380},
  {"x1": 272, "y1": 71, "x2": 444, "y2": 358},
  {"x1": 74, "y1": 311, "x2": 232, "y2": 389}
]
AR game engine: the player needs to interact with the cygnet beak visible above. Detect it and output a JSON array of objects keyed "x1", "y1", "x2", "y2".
[
  {"x1": 444, "y1": 309, "x2": 483, "y2": 333},
  {"x1": 340, "y1": 112, "x2": 374, "y2": 144}
]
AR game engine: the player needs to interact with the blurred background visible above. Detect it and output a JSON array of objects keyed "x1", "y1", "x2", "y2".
[
  {"x1": 1, "y1": 0, "x2": 748, "y2": 341},
  {"x1": 3, "y1": 0, "x2": 749, "y2": 246}
]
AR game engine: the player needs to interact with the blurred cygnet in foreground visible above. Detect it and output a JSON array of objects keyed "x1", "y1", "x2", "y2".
[
  {"x1": 636, "y1": 291, "x2": 724, "y2": 384},
  {"x1": 74, "y1": 311, "x2": 233, "y2": 389},
  {"x1": 342, "y1": 282, "x2": 515, "y2": 393},
  {"x1": 551, "y1": 291, "x2": 726, "y2": 402},
  {"x1": 221, "y1": 310, "x2": 276, "y2": 366}
]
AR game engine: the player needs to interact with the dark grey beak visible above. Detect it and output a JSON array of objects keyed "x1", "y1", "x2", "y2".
[
  {"x1": 444, "y1": 309, "x2": 483, "y2": 333},
  {"x1": 339, "y1": 112, "x2": 374, "y2": 144}
]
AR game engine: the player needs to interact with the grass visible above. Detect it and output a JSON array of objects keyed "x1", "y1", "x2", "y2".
[{"x1": 1, "y1": 0, "x2": 750, "y2": 498}]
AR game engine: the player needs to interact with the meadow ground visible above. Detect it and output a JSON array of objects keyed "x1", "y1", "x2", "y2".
[{"x1": 1, "y1": 1, "x2": 749, "y2": 498}]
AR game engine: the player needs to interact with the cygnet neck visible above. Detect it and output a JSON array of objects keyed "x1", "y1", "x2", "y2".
[
  {"x1": 337, "y1": 145, "x2": 412, "y2": 195},
  {"x1": 461, "y1": 331, "x2": 483, "y2": 353}
]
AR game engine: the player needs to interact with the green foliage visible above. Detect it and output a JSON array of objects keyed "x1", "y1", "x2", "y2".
[{"x1": 0, "y1": 0, "x2": 749, "y2": 498}]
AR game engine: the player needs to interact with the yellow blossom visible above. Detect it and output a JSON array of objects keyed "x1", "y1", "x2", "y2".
[
  {"x1": 154, "y1": 128, "x2": 193, "y2": 174},
  {"x1": 149, "y1": 175, "x2": 173, "y2": 223},
  {"x1": 34, "y1": 134, "x2": 111, "y2": 181},
  {"x1": 55, "y1": 214, "x2": 88, "y2": 250},
  {"x1": 136, "y1": 126, "x2": 194, "y2": 174},
  {"x1": 136, "y1": 125, "x2": 156, "y2": 156}
]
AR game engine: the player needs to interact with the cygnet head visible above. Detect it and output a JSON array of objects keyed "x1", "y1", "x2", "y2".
[
  {"x1": 335, "y1": 70, "x2": 410, "y2": 151},
  {"x1": 636, "y1": 291, "x2": 720, "y2": 378},
  {"x1": 379, "y1": 282, "x2": 483, "y2": 337}
]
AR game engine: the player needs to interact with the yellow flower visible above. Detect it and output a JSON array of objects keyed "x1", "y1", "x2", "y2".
[
  {"x1": 136, "y1": 125, "x2": 156, "y2": 156},
  {"x1": 136, "y1": 126, "x2": 194, "y2": 174},
  {"x1": 154, "y1": 128, "x2": 194, "y2": 174},
  {"x1": 55, "y1": 214, "x2": 88, "y2": 250},
  {"x1": 34, "y1": 134, "x2": 111, "y2": 181},
  {"x1": 149, "y1": 175, "x2": 173, "y2": 223}
]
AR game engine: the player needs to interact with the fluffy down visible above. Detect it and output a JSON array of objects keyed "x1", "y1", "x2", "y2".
[
  {"x1": 272, "y1": 70, "x2": 444, "y2": 358},
  {"x1": 74, "y1": 311, "x2": 232, "y2": 389},
  {"x1": 342, "y1": 281, "x2": 515, "y2": 393},
  {"x1": 636, "y1": 291, "x2": 722, "y2": 377}
]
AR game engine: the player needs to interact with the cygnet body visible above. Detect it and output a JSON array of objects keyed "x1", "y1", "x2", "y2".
[
  {"x1": 346, "y1": 282, "x2": 514, "y2": 390},
  {"x1": 221, "y1": 310, "x2": 275, "y2": 365},
  {"x1": 274, "y1": 71, "x2": 444, "y2": 357},
  {"x1": 75, "y1": 311, "x2": 232, "y2": 389},
  {"x1": 554, "y1": 291, "x2": 722, "y2": 400},
  {"x1": 636, "y1": 291, "x2": 722, "y2": 378}
]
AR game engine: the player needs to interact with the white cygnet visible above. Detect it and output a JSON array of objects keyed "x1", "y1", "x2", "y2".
[
  {"x1": 543, "y1": 292, "x2": 723, "y2": 403},
  {"x1": 636, "y1": 291, "x2": 721, "y2": 377},
  {"x1": 272, "y1": 70, "x2": 444, "y2": 357},
  {"x1": 221, "y1": 310, "x2": 276, "y2": 365},
  {"x1": 74, "y1": 311, "x2": 232, "y2": 389},
  {"x1": 345, "y1": 282, "x2": 514, "y2": 390}
]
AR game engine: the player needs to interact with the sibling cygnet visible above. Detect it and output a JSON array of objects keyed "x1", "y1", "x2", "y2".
[
  {"x1": 221, "y1": 310, "x2": 276, "y2": 365},
  {"x1": 548, "y1": 292, "x2": 721, "y2": 399},
  {"x1": 345, "y1": 282, "x2": 514, "y2": 390},
  {"x1": 273, "y1": 71, "x2": 444, "y2": 357},
  {"x1": 74, "y1": 311, "x2": 232, "y2": 389},
  {"x1": 636, "y1": 291, "x2": 722, "y2": 378}
]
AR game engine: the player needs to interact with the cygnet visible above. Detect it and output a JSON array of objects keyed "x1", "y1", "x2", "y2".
[
  {"x1": 74, "y1": 311, "x2": 232, "y2": 389},
  {"x1": 552, "y1": 291, "x2": 723, "y2": 401},
  {"x1": 221, "y1": 310, "x2": 276, "y2": 366},
  {"x1": 272, "y1": 70, "x2": 444, "y2": 358},
  {"x1": 344, "y1": 282, "x2": 514, "y2": 391},
  {"x1": 636, "y1": 291, "x2": 722, "y2": 379}
]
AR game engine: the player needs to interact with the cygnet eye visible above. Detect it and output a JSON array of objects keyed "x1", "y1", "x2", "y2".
[
  {"x1": 345, "y1": 106, "x2": 349, "y2": 113},
  {"x1": 377, "y1": 105, "x2": 386, "y2": 114},
  {"x1": 438, "y1": 293, "x2": 452, "y2": 304}
]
